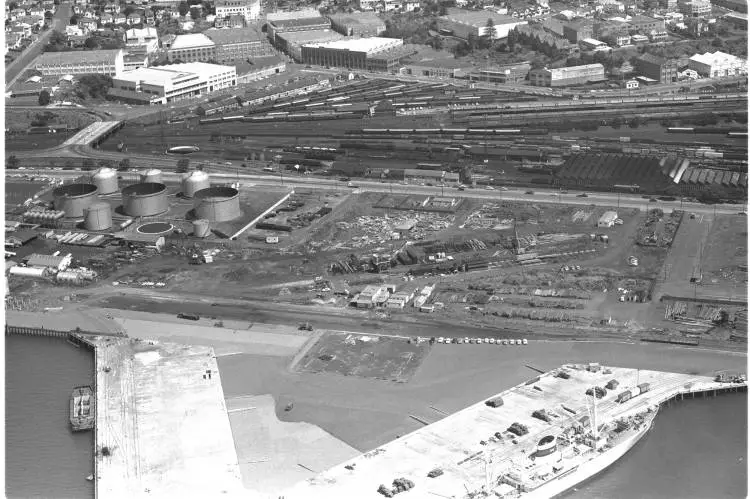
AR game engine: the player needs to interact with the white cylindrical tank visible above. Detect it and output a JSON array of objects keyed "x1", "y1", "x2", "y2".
[
  {"x1": 182, "y1": 171, "x2": 210, "y2": 198},
  {"x1": 141, "y1": 169, "x2": 163, "y2": 184},
  {"x1": 84, "y1": 201, "x2": 113, "y2": 231},
  {"x1": 9, "y1": 267, "x2": 48, "y2": 278},
  {"x1": 92, "y1": 167, "x2": 119, "y2": 194},
  {"x1": 192, "y1": 219, "x2": 210, "y2": 238}
]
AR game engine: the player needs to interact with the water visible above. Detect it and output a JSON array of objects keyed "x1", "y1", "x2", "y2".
[
  {"x1": 5, "y1": 334, "x2": 95, "y2": 499},
  {"x1": 569, "y1": 393, "x2": 747, "y2": 499}
]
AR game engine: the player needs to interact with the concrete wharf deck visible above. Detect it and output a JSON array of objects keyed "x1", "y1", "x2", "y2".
[
  {"x1": 282, "y1": 365, "x2": 746, "y2": 499},
  {"x1": 94, "y1": 337, "x2": 247, "y2": 499}
]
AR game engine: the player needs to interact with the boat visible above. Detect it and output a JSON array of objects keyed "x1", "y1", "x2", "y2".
[
  {"x1": 70, "y1": 386, "x2": 95, "y2": 432},
  {"x1": 86, "y1": 475, "x2": 94, "y2": 481},
  {"x1": 166, "y1": 145, "x2": 200, "y2": 155},
  {"x1": 497, "y1": 390, "x2": 658, "y2": 498}
]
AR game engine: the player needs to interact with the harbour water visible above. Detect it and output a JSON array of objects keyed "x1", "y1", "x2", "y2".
[
  {"x1": 4, "y1": 333, "x2": 747, "y2": 499},
  {"x1": 5, "y1": 334, "x2": 95, "y2": 499},
  {"x1": 569, "y1": 392, "x2": 748, "y2": 499}
]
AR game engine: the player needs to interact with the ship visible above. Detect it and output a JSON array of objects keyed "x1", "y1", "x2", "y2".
[
  {"x1": 70, "y1": 386, "x2": 95, "y2": 432},
  {"x1": 166, "y1": 145, "x2": 200, "y2": 155},
  {"x1": 497, "y1": 390, "x2": 658, "y2": 498}
]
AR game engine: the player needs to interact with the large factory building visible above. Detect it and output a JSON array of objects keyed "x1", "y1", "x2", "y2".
[
  {"x1": 437, "y1": 8, "x2": 527, "y2": 40},
  {"x1": 110, "y1": 63, "x2": 236, "y2": 104},
  {"x1": 34, "y1": 49, "x2": 124, "y2": 77},
  {"x1": 529, "y1": 63, "x2": 605, "y2": 87},
  {"x1": 300, "y1": 37, "x2": 414, "y2": 72}
]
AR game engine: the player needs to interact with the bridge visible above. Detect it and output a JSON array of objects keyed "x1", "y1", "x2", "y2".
[{"x1": 61, "y1": 120, "x2": 124, "y2": 148}]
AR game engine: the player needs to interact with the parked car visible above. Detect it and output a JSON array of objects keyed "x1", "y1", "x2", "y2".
[
  {"x1": 577, "y1": 193, "x2": 588, "y2": 198},
  {"x1": 525, "y1": 190, "x2": 534, "y2": 195}
]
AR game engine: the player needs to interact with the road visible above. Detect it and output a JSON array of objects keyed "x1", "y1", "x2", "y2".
[
  {"x1": 5, "y1": 2, "x2": 71, "y2": 87},
  {"x1": 11, "y1": 167, "x2": 746, "y2": 217}
]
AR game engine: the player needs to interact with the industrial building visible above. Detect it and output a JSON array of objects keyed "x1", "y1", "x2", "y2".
[
  {"x1": 276, "y1": 30, "x2": 345, "y2": 61},
  {"x1": 266, "y1": 10, "x2": 332, "y2": 42},
  {"x1": 579, "y1": 38, "x2": 610, "y2": 52},
  {"x1": 437, "y1": 9, "x2": 527, "y2": 39},
  {"x1": 688, "y1": 51, "x2": 748, "y2": 78},
  {"x1": 677, "y1": 0, "x2": 711, "y2": 16},
  {"x1": 110, "y1": 63, "x2": 236, "y2": 104},
  {"x1": 635, "y1": 53, "x2": 679, "y2": 83},
  {"x1": 34, "y1": 49, "x2": 124, "y2": 77},
  {"x1": 562, "y1": 19, "x2": 595, "y2": 43},
  {"x1": 300, "y1": 37, "x2": 410, "y2": 72},
  {"x1": 353, "y1": 285, "x2": 389, "y2": 308},
  {"x1": 400, "y1": 49, "x2": 472, "y2": 79},
  {"x1": 628, "y1": 15, "x2": 666, "y2": 33},
  {"x1": 215, "y1": 0, "x2": 260, "y2": 22},
  {"x1": 167, "y1": 33, "x2": 216, "y2": 62},
  {"x1": 125, "y1": 27, "x2": 159, "y2": 53},
  {"x1": 329, "y1": 13, "x2": 386, "y2": 37},
  {"x1": 236, "y1": 56, "x2": 287, "y2": 84},
  {"x1": 597, "y1": 211, "x2": 618, "y2": 228},
  {"x1": 468, "y1": 63, "x2": 531, "y2": 84},
  {"x1": 116, "y1": 232, "x2": 166, "y2": 250},
  {"x1": 25, "y1": 253, "x2": 72, "y2": 271},
  {"x1": 204, "y1": 27, "x2": 275, "y2": 63},
  {"x1": 528, "y1": 63, "x2": 605, "y2": 87}
]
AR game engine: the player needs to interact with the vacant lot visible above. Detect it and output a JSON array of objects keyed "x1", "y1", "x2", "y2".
[{"x1": 295, "y1": 332, "x2": 430, "y2": 383}]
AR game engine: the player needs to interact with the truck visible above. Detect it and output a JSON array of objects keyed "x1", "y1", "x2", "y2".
[{"x1": 177, "y1": 313, "x2": 200, "y2": 321}]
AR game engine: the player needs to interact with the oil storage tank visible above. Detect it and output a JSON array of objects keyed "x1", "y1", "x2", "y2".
[
  {"x1": 192, "y1": 219, "x2": 211, "y2": 238},
  {"x1": 54, "y1": 183, "x2": 99, "y2": 218},
  {"x1": 84, "y1": 201, "x2": 113, "y2": 231},
  {"x1": 193, "y1": 186, "x2": 240, "y2": 223},
  {"x1": 182, "y1": 171, "x2": 210, "y2": 198},
  {"x1": 91, "y1": 167, "x2": 118, "y2": 194},
  {"x1": 121, "y1": 183, "x2": 168, "y2": 217},
  {"x1": 141, "y1": 169, "x2": 163, "y2": 184}
]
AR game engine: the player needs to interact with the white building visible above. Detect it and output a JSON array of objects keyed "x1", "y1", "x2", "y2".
[
  {"x1": 215, "y1": 0, "x2": 260, "y2": 22},
  {"x1": 34, "y1": 49, "x2": 124, "y2": 76},
  {"x1": 110, "y1": 62, "x2": 236, "y2": 104},
  {"x1": 597, "y1": 211, "x2": 618, "y2": 228},
  {"x1": 125, "y1": 27, "x2": 159, "y2": 53},
  {"x1": 167, "y1": 33, "x2": 216, "y2": 62},
  {"x1": 688, "y1": 51, "x2": 748, "y2": 78}
]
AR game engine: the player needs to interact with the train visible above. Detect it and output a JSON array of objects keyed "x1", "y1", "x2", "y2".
[{"x1": 351, "y1": 128, "x2": 549, "y2": 136}]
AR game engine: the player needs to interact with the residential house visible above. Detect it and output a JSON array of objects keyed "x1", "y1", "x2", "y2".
[
  {"x1": 127, "y1": 12, "x2": 142, "y2": 25},
  {"x1": 6, "y1": 32, "x2": 25, "y2": 50},
  {"x1": 103, "y1": 2, "x2": 121, "y2": 14},
  {"x1": 9, "y1": 24, "x2": 33, "y2": 38},
  {"x1": 114, "y1": 13, "x2": 126, "y2": 24},
  {"x1": 65, "y1": 24, "x2": 85, "y2": 36},
  {"x1": 28, "y1": 7, "x2": 46, "y2": 17},
  {"x1": 144, "y1": 9, "x2": 155, "y2": 25},
  {"x1": 18, "y1": 15, "x2": 45, "y2": 29},
  {"x1": 78, "y1": 17, "x2": 98, "y2": 33},
  {"x1": 100, "y1": 13, "x2": 114, "y2": 24},
  {"x1": 403, "y1": 0, "x2": 420, "y2": 11}
]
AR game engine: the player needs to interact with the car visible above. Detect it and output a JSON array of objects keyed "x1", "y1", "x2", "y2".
[
  {"x1": 614, "y1": 219, "x2": 624, "y2": 225},
  {"x1": 437, "y1": 337, "x2": 444, "y2": 343},
  {"x1": 509, "y1": 339, "x2": 516, "y2": 345},
  {"x1": 484, "y1": 338, "x2": 490, "y2": 343},
  {"x1": 490, "y1": 338, "x2": 496, "y2": 344},
  {"x1": 577, "y1": 193, "x2": 588, "y2": 198},
  {"x1": 739, "y1": 212, "x2": 747, "y2": 216},
  {"x1": 500, "y1": 187, "x2": 508, "y2": 191},
  {"x1": 560, "y1": 190, "x2": 568, "y2": 194},
  {"x1": 525, "y1": 190, "x2": 534, "y2": 195},
  {"x1": 458, "y1": 186, "x2": 465, "y2": 191},
  {"x1": 521, "y1": 339, "x2": 528, "y2": 345},
  {"x1": 464, "y1": 337, "x2": 470, "y2": 344},
  {"x1": 486, "y1": 186, "x2": 495, "y2": 190},
  {"x1": 457, "y1": 339, "x2": 463, "y2": 344},
  {"x1": 649, "y1": 198, "x2": 657, "y2": 203}
]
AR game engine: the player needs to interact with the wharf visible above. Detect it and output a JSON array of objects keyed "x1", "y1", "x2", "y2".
[
  {"x1": 282, "y1": 365, "x2": 746, "y2": 499},
  {"x1": 93, "y1": 337, "x2": 247, "y2": 499}
]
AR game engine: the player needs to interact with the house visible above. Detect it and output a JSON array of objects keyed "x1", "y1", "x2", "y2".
[
  {"x1": 100, "y1": 13, "x2": 114, "y2": 24},
  {"x1": 114, "y1": 13, "x2": 126, "y2": 24},
  {"x1": 622, "y1": 78, "x2": 639, "y2": 89},
  {"x1": 354, "y1": 285, "x2": 390, "y2": 308},
  {"x1": 103, "y1": 2, "x2": 121, "y2": 14},
  {"x1": 78, "y1": 17, "x2": 98, "y2": 33},
  {"x1": 635, "y1": 53, "x2": 679, "y2": 83},
  {"x1": 65, "y1": 24, "x2": 85, "y2": 36},
  {"x1": 127, "y1": 13, "x2": 142, "y2": 25},
  {"x1": 688, "y1": 51, "x2": 748, "y2": 78},
  {"x1": 18, "y1": 15, "x2": 45, "y2": 28},
  {"x1": 144, "y1": 9, "x2": 155, "y2": 25},
  {"x1": 25, "y1": 252, "x2": 72, "y2": 271},
  {"x1": 403, "y1": 0, "x2": 420, "y2": 11},
  {"x1": 6, "y1": 32, "x2": 25, "y2": 50}
]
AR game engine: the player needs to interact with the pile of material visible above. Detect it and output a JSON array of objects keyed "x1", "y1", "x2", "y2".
[
  {"x1": 377, "y1": 478, "x2": 415, "y2": 497},
  {"x1": 532, "y1": 409, "x2": 551, "y2": 423},
  {"x1": 507, "y1": 422, "x2": 529, "y2": 437}
]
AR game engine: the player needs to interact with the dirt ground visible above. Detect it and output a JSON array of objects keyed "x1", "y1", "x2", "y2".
[{"x1": 295, "y1": 331, "x2": 430, "y2": 383}]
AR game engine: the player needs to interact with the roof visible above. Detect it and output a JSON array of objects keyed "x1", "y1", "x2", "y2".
[
  {"x1": 126, "y1": 27, "x2": 158, "y2": 39},
  {"x1": 599, "y1": 210, "x2": 618, "y2": 221},
  {"x1": 441, "y1": 8, "x2": 522, "y2": 26},
  {"x1": 329, "y1": 12, "x2": 385, "y2": 26},
  {"x1": 25, "y1": 253, "x2": 67, "y2": 267},
  {"x1": 235, "y1": 55, "x2": 285, "y2": 75},
  {"x1": 629, "y1": 14, "x2": 659, "y2": 23},
  {"x1": 689, "y1": 51, "x2": 746, "y2": 66},
  {"x1": 35, "y1": 49, "x2": 123, "y2": 66},
  {"x1": 404, "y1": 169, "x2": 444, "y2": 177},
  {"x1": 266, "y1": 9, "x2": 321, "y2": 22},
  {"x1": 6, "y1": 230, "x2": 38, "y2": 244},
  {"x1": 116, "y1": 232, "x2": 165, "y2": 243},
  {"x1": 114, "y1": 66, "x2": 194, "y2": 85},
  {"x1": 204, "y1": 27, "x2": 265, "y2": 44},
  {"x1": 637, "y1": 52, "x2": 667, "y2": 65},
  {"x1": 170, "y1": 33, "x2": 215, "y2": 50},
  {"x1": 163, "y1": 62, "x2": 236, "y2": 76},
  {"x1": 277, "y1": 29, "x2": 344, "y2": 44},
  {"x1": 581, "y1": 38, "x2": 606, "y2": 45},
  {"x1": 537, "y1": 63, "x2": 604, "y2": 76},
  {"x1": 404, "y1": 47, "x2": 473, "y2": 69},
  {"x1": 303, "y1": 37, "x2": 402, "y2": 55},
  {"x1": 270, "y1": 16, "x2": 330, "y2": 29}
]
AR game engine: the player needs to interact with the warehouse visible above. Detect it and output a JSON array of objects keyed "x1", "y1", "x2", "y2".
[
  {"x1": 468, "y1": 63, "x2": 531, "y2": 84},
  {"x1": 266, "y1": 10, "x2": 332, "y2": 42},
  {"x1": 125, "y1": 27, "x2": 159, "y2": 53},
  {"x1": 236, "y1": 56, "x2": 287, "y2": 84},
  {"x1": 688, "y1": 51, "x2": 748, "y2": 78},
  {"x1": 167, "y1": 33, "x2": 216, "y2": 62},
  {"x1": 438, "y1": 8, "x2": 527, "y2": 40},
  {"x1": 5, "y1": 230, "x2": 38, "y2": 248},
  {"x1": 300, "y1": 37, "x2": 406, "y2": 71},
  {"x1": 215, "y1": 0, "x2": 260, "y2": 22},
  {"x1": 276, "y1": 29, "x2": 344, "y2": 61},
  {"x1": 25, "y1": 252, "x2": 72, "y2": 271},
  {"x1": 400, "y1": 49, "x2": 472, "y2": 79},
  {"x1": 116, "y1": 232, "x2": 166, "y2": 250},
  {"x1": 529, "y1": 63, "x2": 605, "y2": 87},
  {"x1": 329, "y1": 12, "x2": 386, "y2": 37},
  {"x1": 597, "y1": 211, "x2": 618, "y2": 228},
  {"x1": 403, "y1": 169, "x2": 446, "y2": 183},
  {"x1": 34, "y1": 49, "x2": 124, "y2": 77},
  {"x1": 205, "y1": 27, "x2": 274, "y2": 63}
]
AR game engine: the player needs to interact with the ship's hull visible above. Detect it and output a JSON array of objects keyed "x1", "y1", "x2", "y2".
[
  {"x1": 166, "y1": 146, "x2": 200, "y2": 154},
  {"x1": 522, "y1": 414, "x2": 656, "y2": 499}
]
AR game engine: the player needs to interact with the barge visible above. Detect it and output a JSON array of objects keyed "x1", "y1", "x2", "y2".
[{"x1": 70, "y1": 385, "x2": 95, "y2": 432}]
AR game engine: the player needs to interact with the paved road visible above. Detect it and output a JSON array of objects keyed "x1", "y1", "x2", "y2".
[
  {"x1": 11, "y1": 167, "x2": 746, "y2": 217},
  {"x1": 5, "y1": 2, "x2": 71, "y2": 87}
]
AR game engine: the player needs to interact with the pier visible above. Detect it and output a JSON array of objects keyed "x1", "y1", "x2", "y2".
[{"x1": 281, "y1": 365, "x2": 747, "y2": 499}]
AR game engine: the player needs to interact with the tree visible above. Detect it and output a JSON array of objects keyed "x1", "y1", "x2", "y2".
[
  {"x1": 190, "y1": 7, "x2": 200, "y2": 20},
  {"x1": 70, "y1": 15, "x2": 78, "y2": 25},
  {"x1": 82, "y1": 159, "x2": 95, "y2": 171},
  {"x1": 178, "y1": 1, "x2": 189, "y2": 17},
  {"x1": 711, "y1": 37, "x2": 724, "y2": 48},
  {"x1": 84, "y1": 37, "x2": 98, "y2": 49},
  {"x1": 7, "y1": 155, "x2": 20, "y2": 169},
  {"x1": 195, "y1": 105, "x2": 206, "y2": 116},
  {"x1": 485, "y1": 18, "x2": 496, "y2": 44},
  {"x1": 118, "y1": 158, "x2": 130, "y2": 171},
  {"x1": 176, "y1": 158, "x2": 190, "y2": 173},
  {"x1": 467, "y1": 32, "x2": 478, "y2": 51},
  {"x1": 123, "y1": 5, "x2": 135, "y2": 15},
  {"x1": 44, "y1": 11, "x2": 53, "y2": 19},
  {"x1": 38, "y1": 90, "x2": 51, "y2": 106}
]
